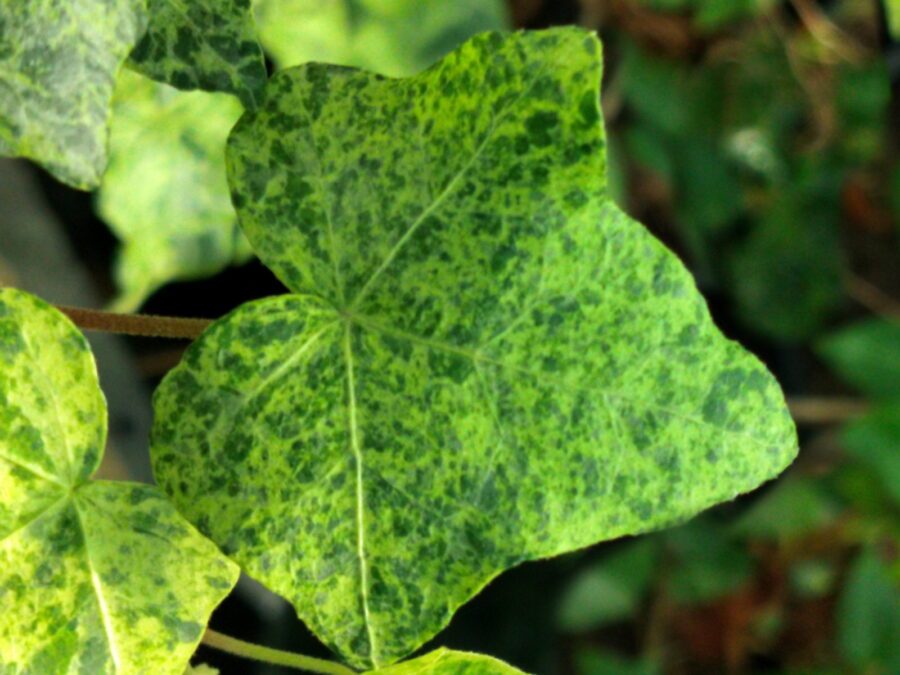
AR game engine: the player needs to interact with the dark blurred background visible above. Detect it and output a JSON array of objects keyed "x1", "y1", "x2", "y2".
[{"x1": 0, "y1": 1, "x2": 897, "y2": 673}]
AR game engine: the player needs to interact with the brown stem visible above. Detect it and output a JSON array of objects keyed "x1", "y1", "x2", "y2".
[
  {"x1": 788, "y1": 396, "x2": 869, "y2": 424},
  {"x1": 846, "y1": 275, "x2": 900, "y2": 322},
  {"x1": 57, "y1": 305, "x2": 212, "y2": 339}
]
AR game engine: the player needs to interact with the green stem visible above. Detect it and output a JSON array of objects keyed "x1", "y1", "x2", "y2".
[{"x1": 200, "y1": 628, "x2": 357, "y2": 675}]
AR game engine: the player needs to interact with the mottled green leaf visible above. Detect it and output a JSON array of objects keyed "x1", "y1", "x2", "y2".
[
  {"x1": 371, "y1": 648, "x2": 524, "y2": 674},
  {"x1": 817, "y1": 319, "x2": 900, "y2": 398},
  {"x1": 99, "y1": 69, "x2": 252, "y2": 311},
  {"x1": 130, "y1": 0, "x2": 266, "y2": 107},
  {"x1": 0, "y1": 0, "x2": 148, "y2": 188},
  {"x1": 0, "y1": 288, "x2": 239, "y2": 674},
  {"x1": 254, "y1": 0, "x2": 508, "y2": 76},
  {"x1": 153, "y1": 29, "x2": 797, "y2": 668}
]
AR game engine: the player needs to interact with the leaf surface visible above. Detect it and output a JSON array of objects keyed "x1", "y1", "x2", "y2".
[
  {"x1": 0, "y1": 288, "x2": 238, "y2": 674},
  {"x1": 255, "y1": 0, "x2": 508, "y2": 76},
  {"x1": 0, "y1": 0, "x2": 148, "y2": 188},
  {"x1": 370, "y1": 648, "x2": 524, "y2": 674},
  {"x1": 99, "y1": 69, "x2": 252, "y2": 311},
  {"x1": 130, "y1": 0, "x2": 266, "y2": 107},
  {"x1": 153, "y1": 29, "x2": 797, "y2": 668}
]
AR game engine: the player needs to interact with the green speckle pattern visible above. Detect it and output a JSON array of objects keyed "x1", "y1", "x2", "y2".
[
  {"x1": 255, "y1": 0, "x2": 508, "y2": 76},
  {"x1": 153, "y1": 29, "x2": 797, "y2": 669},
  {"x1": 99, "y1": 69, "x2": 252, "y2": 311},
  {"x1": 0, "y1": 288, "x2": 239, "y2": 675},
  {"x1": 130, "y1": 0, "x2": 266, "y2": 108},
  {"x1": 371, "y1": 648, "x2": 525, "y2": 674},
  {"x1": 0, "y1": 0, "x2": 148, "y2": 189}
]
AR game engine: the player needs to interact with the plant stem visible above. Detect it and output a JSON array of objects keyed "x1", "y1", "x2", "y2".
[
  {"x1": 788, "y1": 396, "x2": 868, "y2": 424},
  {"x1": 56, "y1": 305, "x2": 212, "y2": 339},
  {"x1": 201, "y1": 629, "x2": 357, "y2": 675}
]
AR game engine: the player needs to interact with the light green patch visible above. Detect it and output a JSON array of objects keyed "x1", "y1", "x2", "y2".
[
  {"x1": 371, "y1": 648, "x2": 525, "y2": 674},
  {"x1": 0, "y1": 0, "x2": 148, "y2": 189},
  {"x1": 130, "y1": 0, "x2": 266, "y2": 108},
  {"x1": 887, "y1": 0, "x2": 900, "y2": 40},
  {"x1": 99, "y1": 69, "x2": 252, "y2": 311},
  {"x1": 0, "y1": 288, "x2": 239, "y2": 675},
  {"x1": 153, "y1": 29, "x2": 797, "y2": 669},
  {"x1": 254, "y1": 0, "x2": 508, "y2": 76}
]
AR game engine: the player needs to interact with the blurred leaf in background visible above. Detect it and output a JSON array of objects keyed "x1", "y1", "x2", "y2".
[
  {"x1": 634, "y1": 0, "x2": 778, "y2": 31},
  {"x1": 818, "y1": 319, "x2": 900, "y2": 398},
  {"x1": 609, "y1": 0, "x2": 894, "y2": 342},
  {"x1": 836, "y1": 548, "x2": 900, "y2": 672},
  {"x1": 557, "y1": 540, "x2": 658, "y2": 632},
  {"x1": 732, "y1": 476, "x2": 839, "y2": 542},
  {"x1": 254, "y1": 0, "x2": 510, "y2": 75},
  {"x1": 98, "y1": 71, "x2": 252, "y2": 311},
  {"x1": 729, "y1": 159, "x2": 846, "y2": 341},
  {"x1": 575, "y1": 649, "x2": 661, "y2": 675},
  {"x1": 886, "y1": 0, "x2": 900, "y2": 38},
  {"x1": 665, "y1": 517, "x2": 754, "y2": 605},
  {"x1": 841, "y1": 403, "x2": 900, "y2": 504}
]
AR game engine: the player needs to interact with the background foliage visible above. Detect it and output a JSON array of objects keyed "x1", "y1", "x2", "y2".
[{"x1": 0, "y1": 0, "x2": 896, "y2": 673}]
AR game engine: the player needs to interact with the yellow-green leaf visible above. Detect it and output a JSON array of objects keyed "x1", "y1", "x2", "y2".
[
  {"x1": 99, "y1": 69, "x2": 252, "y2": 311},
  {"x1": 152, "y1": 28, "x2": 797, "y2": 669},
  {"x1": 0, "y1": 0, "x2": 148, "y2": 189},
  {"x1": 0, "y1": 288, "x2": 239, "y2": 674},
  {"x1": 254, "y1": 0, "x2": 508, "y2": 76},
  {"x1": 370, "y1": 648, "x2": 525, "y2": 674}
]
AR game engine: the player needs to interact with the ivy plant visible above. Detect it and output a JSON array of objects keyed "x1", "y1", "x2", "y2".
[
  {"x1": 0, "y1": 288, "x2": 238, "y2": 673},
  {"x1": 0, "y1": 2, "x2": 798, "y2": 673}
]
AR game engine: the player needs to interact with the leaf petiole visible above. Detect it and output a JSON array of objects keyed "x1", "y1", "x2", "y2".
[
  {"x1": 55, "y1": 304, "x2": 212, "y2": 339},
  {"x1": 201, "y1": 629, "x2": 358, "y2": 675}
]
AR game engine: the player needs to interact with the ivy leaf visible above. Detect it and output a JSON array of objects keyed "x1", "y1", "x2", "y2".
[
  {"x1": 255, "y1": 0, "x2": 508, "y2": 76},
  {"x1": 98, "y1": 69, "x2": 252, "y2": 311},
  {"x1": 130, "y1": 0, "x2": 266, "y2": 108},
  {"x1": 152, "y1": 29, "x2": 797, "y2": 669},
  {"x1": 0, "y1": 0, "x2": 148, "y2": 189},
  {"x1": 0, "y1": 288, "x2": 239, "y2": 674},
  {"x1": 369, "y1": 648, "x2": 524, "y2": 674}
]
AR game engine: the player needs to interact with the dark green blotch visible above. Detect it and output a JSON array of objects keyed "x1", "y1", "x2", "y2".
[{"x1": 525, "y1": 110, "x2": 560, "y2": 148}]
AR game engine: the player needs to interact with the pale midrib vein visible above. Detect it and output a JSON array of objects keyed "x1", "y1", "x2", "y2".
[
  {"x1": 342, "y1": 323, "x2": 379, "y2": 666},
  {"x1": 74, "y1": 499, "x2": 122, "y2": 672},
  {"x1": 349, "y1": 50, "x2": 560, "y2": 310},
  {"x1": 210, "y1": 321, "x2": 339, "y2": 455},
  {"x1": 0, "y1": 494, "x2": 67, "y2": 546},
  {"x1": 0, "y1": 450, "x2": 67, "y2": 489},
  {"x1": 348, "y1": 127, "x2": 493, "y2": 310}
]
